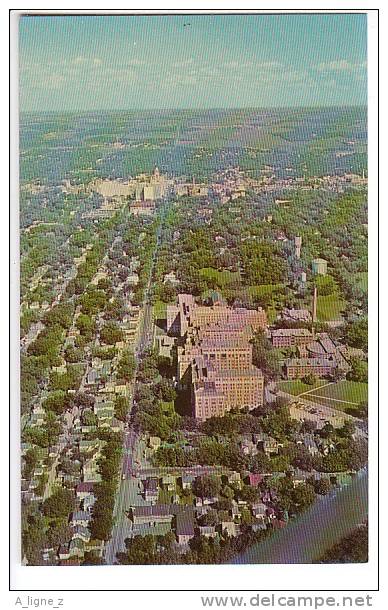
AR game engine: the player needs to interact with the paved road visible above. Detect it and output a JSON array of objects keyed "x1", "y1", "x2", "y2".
[
  {"x1": 137, "y1": 303, "x2": 154, "y2": 354},
  {"x1": 104, "y1": 432, "x2": 150, "y2": 564},
  {"x1": 104, "y1": 200, "x2": 169, "y2": 564}
]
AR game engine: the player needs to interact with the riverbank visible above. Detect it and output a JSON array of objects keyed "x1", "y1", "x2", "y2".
[
  {"x1": 232, "y1": 468, "x2": 368, "y2": 564},
  {"x1": 314, "y1": 521, "x2": 368, "y2": 563}
]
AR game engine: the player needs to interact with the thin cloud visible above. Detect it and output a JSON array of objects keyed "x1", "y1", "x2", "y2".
[{"x1": 316, "y1": 60, "x2": 366, "y2": 72}]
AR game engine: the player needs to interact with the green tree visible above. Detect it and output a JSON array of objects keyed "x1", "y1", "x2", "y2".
[
  {"x1": 100, "y1": 321, "x2": 123, "y2": 345},
  {"x1": 262, "y1": 405, "x2": 297, "y2": 442},
  {"x1": 251, "y1": 330, "x2": 281, "y2": 381},
  {"x1": 42, "y1": 487, "x2": 75, "y2": 519},
  {"x1": 192, "y1": 474, "x2": 222, "y2": 499},
  {"x1": 347, "y1": 357, "x2": 368, "y2": 383},
  {"x1": 344, "y1": 318, "x2": 368, "y2": 351},
  {"x1": 239, "y1": 485, "x2": 260, "y2": 503},
  {"x1": 115, "y1": 395, "x2": 129, "y2": 422},
  {"x1": 117, "y1": 350, "x2": 136, "y2": 382},
  {"x1": 313, "y1": 478, "x2": 332, "y2": 495},
  {"x1": 42, "y1": 390, "x2": 71, "y2": 415},
  {"x1": 302, "y1": 373, "x2": 317, "y2": 386}
]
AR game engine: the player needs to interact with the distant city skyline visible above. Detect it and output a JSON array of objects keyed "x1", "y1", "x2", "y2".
[{"x1": 19, "y1": 13, "x2": 367, "y2": 111}]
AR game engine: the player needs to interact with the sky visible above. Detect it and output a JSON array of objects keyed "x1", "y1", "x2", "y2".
[{"x1": 19, "y1": 13, "x2": 367, "y2": 111}]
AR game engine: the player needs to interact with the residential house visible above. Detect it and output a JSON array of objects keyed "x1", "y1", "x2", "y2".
[
  {"x1": 181, "y1": 474, "x2": 196, "y2": 490},
  {"x1": 76, "y1": 482, "x2": 95, "y2": 501},
  {"x1": 227, "y1": 471, "x2": 241, "y2": 486},
  {"x1": 195, "y1": 496, "x2": 218, "y2": 507},
  {"x1": 256, "y1": 434, "x2": 280, "y2": 456},
  {"x1": 231, "y1": 500, "x2": 241, "y2": 520},
  {"x1": 198, "y1": 525, "x2": 217, "y2": 539},
  {"x1": 162, "y1": 475, "x2": 175, "y2": 491},
  {"x1": 143, "y1": 478, "x2": 159, "y2": 503},
  {"x1": 240, "y1": 439, "x2": 258, "y2": 456},
  {"x1": 82, "y1": 494, "x2": 96, "y2": 513},
  {"x1": 72, "y1": 525, "x2": 91, "y2": 543},
  {"x1": 69, "y1": 538, "x2": 85, "y2": 559},
  {"x1": 292, "y1": 469, "x2": 310, "y2": 486},
  {"x1": 58, "y1": 544, "x2": 70, "y2": 561},
  {"x1": 252, "y1": 503, "x2": 268, "y2": 523},
  {"x1": 248, "y1": 473, "x2": 265, "y2": 488},
  {"x1": 176, "y1": 510, "x2": 195, "y2": 545},
  {"x1": 82, "y1": 457, "x2": 102, "y2": 483},
  {"x1": 149, "y1": 436, "x2": 162, "y2": 452},
  {"x1": 221, "y1": 522, "x2": 240, "y2": 538},
  {"x1": 303, "y1": 435, "x2": 319, "y2": 456},
  {"x1": 71, "y1": 511, "x2": 92, "y2": 528},
  {"x1": 131, "y1": 504, "x2": 180, "y2": 526}
]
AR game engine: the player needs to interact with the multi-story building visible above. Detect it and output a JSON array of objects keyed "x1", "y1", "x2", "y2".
[
  {"x1": 167, "y1": 294, "x2": 267, "y2": 337},
  {"x1": 285, "y1": 357, "x2": 335, "y2": 379},
  {"x1": 177, "y1": 334, "x2": 253, "y2": 381},
  {"x1": 170, "y1": 294, "x2": 266, "y2": 420},
  {"x1": 191, "y1": 356, "x2": 264, "y2": 421},
  {"x1": 271, "y1": 328, "x2": 313, "y2": 348},
  {"x1": 280, "y1": 308, "x2": 311, "y2": 323}
]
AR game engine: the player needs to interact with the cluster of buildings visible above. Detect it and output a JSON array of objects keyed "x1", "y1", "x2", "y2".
[
  {"x1": 128, "y1": 469, "x2": 277, "y2": 546},
  {"x1": 89, "y1": 167, "x2": 172, "y2": 218},
  {"x1": 282, "y1": 332, "x2": 352, "y2": 380},
  {"x1": 127, "y1": 454, "x2": 353, "y2": 549},
  {"x1": 167, "y1": 293, "x2": 267, "y2": 420},
  {"x1": 21, "y1": 224, "x2": 148, "y2": 565}
]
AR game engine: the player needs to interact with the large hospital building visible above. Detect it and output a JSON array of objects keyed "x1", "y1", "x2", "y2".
[{"x1": 167, "y1": 294, "x2": 267, "y2": 421}]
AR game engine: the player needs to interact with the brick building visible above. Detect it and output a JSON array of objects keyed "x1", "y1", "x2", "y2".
[
  {"x1": 169, "y1": 294, "x2": 266, "y2": 420},
  {"x1": 271, "y1": 328, "x2": 313, "y2": 348},
  {"x1": 285, "y1": 357, "x2": 335, "y2": 379}
]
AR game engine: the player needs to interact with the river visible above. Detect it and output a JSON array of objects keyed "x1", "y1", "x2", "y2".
[{"x1": 232, "y1": 469, "x2": 368, "y2": 564}]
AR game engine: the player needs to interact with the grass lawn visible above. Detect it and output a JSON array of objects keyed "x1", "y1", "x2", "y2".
[
  {"x1": 245, "y1": 284, "x2": 283, "y2": 296},
  {"x1": 158, "y1": 487, "x2": 175, "y2": 504},
  {"x1": 176, "y1": 483, "x2": 195, "y2": 506},
  {"x1": 317, "y1": 293, "x2": 346, "y2": 322},
  {"x1": 153, "y1": 300, "x2": 169, "y2": 320},
  {"x1": 280, "y1": 379, "x2": 368, "y2": 415},
  {"x1": 308, "y1": 380, "x2": 368, "y2": 407},
  {"x1": 199, "y1": 267, "x2": 241, "y2": 287},
  {"x1": 278, "y1": 379, "x2": 328, "y2": 396}
]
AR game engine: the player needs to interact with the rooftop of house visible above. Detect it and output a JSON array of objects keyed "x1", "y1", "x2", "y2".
[
  {"x1": 272, "y1": 328, "x2": 313, "y2": 337},
  {"x1": 132, "y1": 504, "x2": 181, "y2": 518},
  {"x1": 71, "y1": 511, "x2": 92, "y2": 522},
  {"x1": 143, "y1": 478, "x2": 158, "y2": 492},
  {"x1": 176, "y1": 510, "x2": 195, "y2": 536},
  {"x1": 199, "y1": 525, "x2": 216, "y2": 534},
  {"x1": 286, "y1": 357, "x2": 334, "y2": 367}
]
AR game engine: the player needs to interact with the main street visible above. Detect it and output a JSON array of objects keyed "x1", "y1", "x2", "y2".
[{"x1": 104, "y1": 199, "x2": 169, "y2": 564}]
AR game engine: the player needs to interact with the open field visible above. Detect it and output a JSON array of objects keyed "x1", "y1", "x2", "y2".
[
  {"x1": 280, "y1": 379, "x2": 368, "y2": 414},
  {"x1": 306, "y1": 380, "x2": 368, "y2": 408},
  {"x1": 317, "y1": 293, "x2": 346, "y2": 322},
  {"x1": 199, "y1": 267, "x2": 241, "y2": 287},
  {"x1": 153, "y1": 300, "x2": 169, "y2": 320},
  {"x1": 20, "y1": 107, "x2": 367, "y2": 185},
  {"x1": 278, "y1": 379, "x2": 329, "y2": 396}
]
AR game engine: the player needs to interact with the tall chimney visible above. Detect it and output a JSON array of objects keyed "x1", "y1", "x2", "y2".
[
  {"x1": 295, "y1": 236, "x2": 302, "y2": 259},
  {"x1": 312, "y1": 285, "x2": 317, "y2": 338}
]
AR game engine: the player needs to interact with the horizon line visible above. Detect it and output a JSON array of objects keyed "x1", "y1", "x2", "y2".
[{"x1": 20, "y1": 105, "x2": 367, "y2": 113}]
